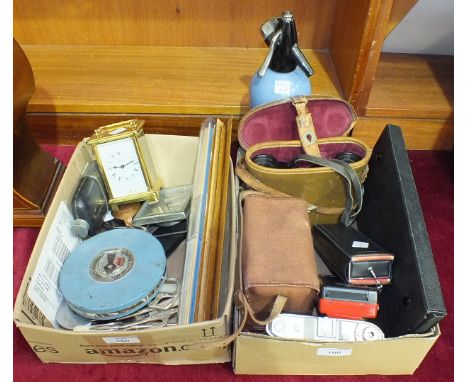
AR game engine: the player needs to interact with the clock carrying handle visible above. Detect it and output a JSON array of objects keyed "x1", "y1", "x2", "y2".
[{"x1": 93, "y1": 120, "x2": 144, "y2": 138}]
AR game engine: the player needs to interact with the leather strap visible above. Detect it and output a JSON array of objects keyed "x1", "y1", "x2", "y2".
[
  {"x1": 243, "y1": 293, "x2": 288, "y2": 326},
  {"x1": 235, "y1": 160, "x2": 290, "y2": 198},
  {"x1": 113, "y1": 202, "x2": 141, "y2": 226},
  {"x1": 291, "y1": 96, "x2": 321, "y2": 157},
  {"x1": 186, "y1": 291, "x2": 287, "y2": 351},
  {"x1": 294, "y1": 155, "x2": 363, "y2": 226}
]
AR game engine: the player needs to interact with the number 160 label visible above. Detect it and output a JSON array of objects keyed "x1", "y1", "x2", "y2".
[{"x1": 317, "y1": 348, "x2": 352, "y2": 357}]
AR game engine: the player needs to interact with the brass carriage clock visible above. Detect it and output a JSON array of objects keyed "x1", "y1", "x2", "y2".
[{"x1": 87, "y1": 120, "x2": 162, "y2": 210}]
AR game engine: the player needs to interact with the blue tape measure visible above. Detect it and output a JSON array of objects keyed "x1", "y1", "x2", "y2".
[{"x1": 59, "y1": 229, "x2": 166, "y2": 320}]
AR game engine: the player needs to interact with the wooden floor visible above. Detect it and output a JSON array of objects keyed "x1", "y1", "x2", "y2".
[{"x1": 22, "y1": 45, "x2": 453, "y2": 149}]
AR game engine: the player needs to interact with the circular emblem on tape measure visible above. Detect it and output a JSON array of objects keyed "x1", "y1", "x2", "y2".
[{"x1": 90, "y1": 248, "x2": 135, "y2": 282}]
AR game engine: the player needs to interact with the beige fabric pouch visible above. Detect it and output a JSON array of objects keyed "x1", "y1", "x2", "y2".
[{"x1": 242, "y1": 193, "x2": 320, "y2": 321}]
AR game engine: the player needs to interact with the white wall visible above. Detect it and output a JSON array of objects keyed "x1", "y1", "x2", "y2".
[{"x1": 382, "y1": 0, "x2": 454, "y2": 55}]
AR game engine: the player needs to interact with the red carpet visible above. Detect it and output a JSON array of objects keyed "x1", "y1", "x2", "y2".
[{"x1": 13, "y1": 146, "x2": 454, "y2": 381}]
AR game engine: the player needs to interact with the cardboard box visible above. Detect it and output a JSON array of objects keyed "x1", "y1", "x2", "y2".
[
  {"x1": 233, "y1": 325, "x2": 440, "y2": 375},
  {"x1": 14, "y1": 134, "x2": 237, "y2": 364},
  {"x1": 231, "y1": 171, "x2": 441, "y2": 375},
  {"x1": 232, "y1": 248, "x2": 441, "y2": 376}
]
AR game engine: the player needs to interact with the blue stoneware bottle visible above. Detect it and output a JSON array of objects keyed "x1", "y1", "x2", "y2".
[{"x1": 250, "y1": 11, "x2": 314, "y2": 109}]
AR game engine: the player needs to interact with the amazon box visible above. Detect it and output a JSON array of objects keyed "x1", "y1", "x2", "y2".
[{"x1": 14, "y1": 133, "x2": 237, "y2": 364}]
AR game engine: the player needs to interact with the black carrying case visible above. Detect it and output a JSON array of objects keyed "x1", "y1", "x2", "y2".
[{"x1": 357, "y1": 124, "x2": 447, "y2": 337}]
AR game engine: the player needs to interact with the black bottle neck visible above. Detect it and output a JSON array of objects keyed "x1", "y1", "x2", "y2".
[{"x1": 269, "y1": 18, "x2": 298, "y2": 73}]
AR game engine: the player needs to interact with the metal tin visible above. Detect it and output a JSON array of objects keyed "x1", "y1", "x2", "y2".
[{"x1": 132, "y1": 185, "x2": 192, "y2": 226}]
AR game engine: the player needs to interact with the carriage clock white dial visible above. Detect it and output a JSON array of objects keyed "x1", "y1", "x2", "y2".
[{"x1": 87, "y1": 120, "x2": 162, "y2": 210}]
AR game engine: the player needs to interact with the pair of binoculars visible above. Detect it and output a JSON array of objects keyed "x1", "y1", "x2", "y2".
[{"x1": 252, "y1": 152, "x2": 363, "y2": 169}]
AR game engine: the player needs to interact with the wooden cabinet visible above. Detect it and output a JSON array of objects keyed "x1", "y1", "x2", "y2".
[
  {"x1": 13, "y1": 39, "x2": 65, "y2": 227},
  {"x1": 14, "y1": 0, "x2": 453, "y2": 149}
]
